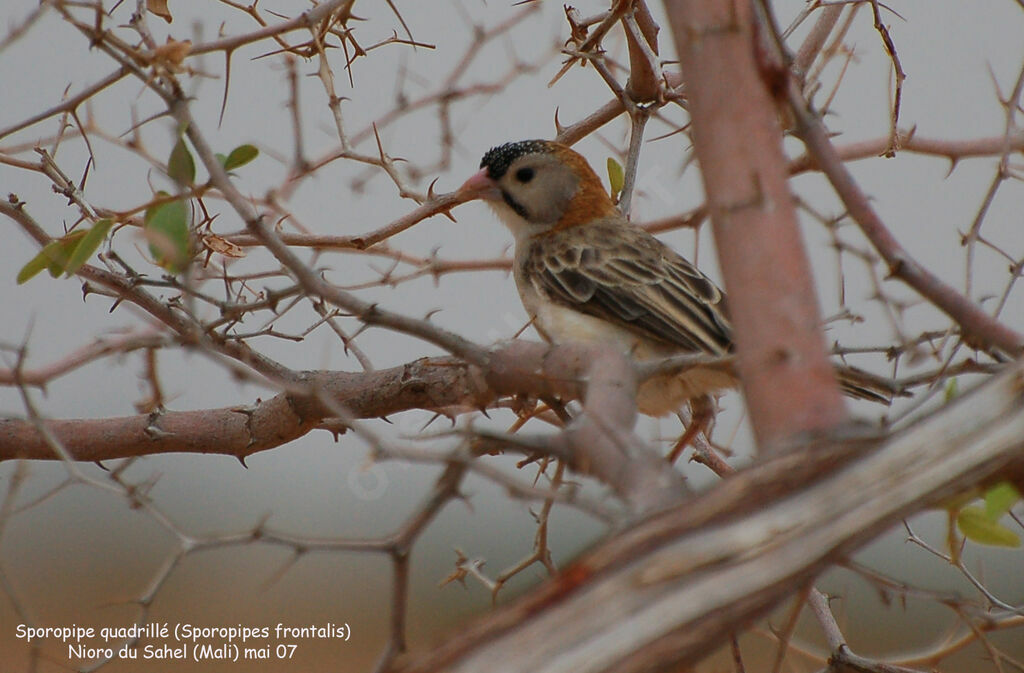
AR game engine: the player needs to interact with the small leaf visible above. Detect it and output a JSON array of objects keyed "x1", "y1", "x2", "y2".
[
  {"x1": 17, "y1": 247, "x2": 56, "y2": 284},
  {"x1": 64, "y1": 219, "x2": 114, "y2": 276},
  {"x1": 606, "y1": 157, "x2": 624, "y2": 200},
  {"x1": 18, "y1": 231, "x2": 89, "y2": 283},
  {"x1": 944, "y1": 377, "x2": 958, "y2": 403},
  {"x1": 48, "y1": 232, "x2": 89, "y2": 277},
  {"x1": 147, "y1": 0, "x2": 173, "y2": 23},
  {"x1": 223, "y1": 144, "x2": 259, "y2": 171},
  {"x1": 145, "y1": 198, "x2": 190, "y2": 273},
  {"x1": 168, "y1": 138, "x2": 195, "y2": 185},
  {"x1": 984, "y1": 482, "x2": 1021, "y2": 520},
  {"x1": 957, "y1": 505, "x2": 1021, "y2": 547}
]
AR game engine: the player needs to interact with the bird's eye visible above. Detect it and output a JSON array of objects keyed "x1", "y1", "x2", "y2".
[{"x1": 514, "y1": 167, "x2": 535, "y2": 183}]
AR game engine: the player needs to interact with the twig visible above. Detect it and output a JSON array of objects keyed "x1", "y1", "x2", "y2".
[
  {"x1": 869, "y1": 0, "x2": 906, "y2": 155},
  {"x1": 785, "y1": 80, "x2": 1024, "y2": 356}
]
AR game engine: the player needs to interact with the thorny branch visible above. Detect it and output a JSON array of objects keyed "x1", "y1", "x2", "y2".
[{"x1": 0, "y1": 1, "x2": 1022, "y2": 671}]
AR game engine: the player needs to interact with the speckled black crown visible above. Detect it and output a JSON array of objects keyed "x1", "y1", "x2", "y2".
[{"x1": 480, "y1": 140, "x2": 553, "y2": 179}]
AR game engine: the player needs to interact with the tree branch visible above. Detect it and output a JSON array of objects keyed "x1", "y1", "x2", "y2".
[
  {"x1": 385, "y1": 360, "x2": 1024, "y2": 673},
  {"x1": 785, "y1": 82, "x2": 1024, "y2": 356},
  {"x1": 664, "y1": 0, "x2": 849, "y2": 450}
]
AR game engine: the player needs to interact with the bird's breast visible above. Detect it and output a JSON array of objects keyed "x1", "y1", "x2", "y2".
[
  {"x1": 514, "y1": 272, "x2": 663, "y2": 358},
  {"x1": 517, "y1": 292, "x2": 737, "y2": 414}
]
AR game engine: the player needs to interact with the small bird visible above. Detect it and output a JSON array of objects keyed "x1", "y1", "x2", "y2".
[{"x1": 459, "y1": 139, "x2": 893, "y2": 416}]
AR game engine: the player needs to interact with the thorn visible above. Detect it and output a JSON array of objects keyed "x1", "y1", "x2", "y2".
[
  {"x1": 945, "y1": 157, "x2": 959, "y2": 179},
  {"x1": 372, "y1": 123, "x2": 388, "y2": 163},
  {"x1": 420, "y1": 412, "x2": 443, "y2": 432}
]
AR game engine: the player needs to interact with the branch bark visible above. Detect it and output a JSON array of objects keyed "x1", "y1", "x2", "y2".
[
  {"x1": 385, "y1": 360, "x2": 1024, "y2": 673},
  {"x1": 0, "y1": 341, "x2": 686, "y2": 513},
  {"x1": 664, "y1": 0, "x2": 848, "y2": 450}
]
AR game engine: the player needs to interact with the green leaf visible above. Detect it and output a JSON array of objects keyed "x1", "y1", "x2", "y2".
[
  {"x1": 606, "y1": 157, "x2": 624, "y2": 200},
  {"x1": 45, "y1": 237, "x2": 83, "y2": 277},
  {"x1": 944, "y1": 377, "x2": 958, "y2": 403},
  {"x1": 957, "y1": 505, "x2": 1021, "y2": 547},
  {"x1": 223, "y1": 144, "x2": 258, "y2": 171},
  {"x1": 144, "y1": 191, "x2": 173, "y2": 222},
  {"x1": 17, "y1": 231, "x2": 88, "y2": 283},
  {"x1": 168, "y1": 137, "x2": 196, "y2": 185},
  {"x1": 144, "y1": 198, "x2": 190, "y2": 272},
  {"x1": 984, "y1": 482, "x2": 1021, "y2": 520},
  {"x1": 17, "y1": 247, "x2": 56, "y2": 284},
  {"x1": 64, "y1": 219, "x2": 114, "y2": 276}
]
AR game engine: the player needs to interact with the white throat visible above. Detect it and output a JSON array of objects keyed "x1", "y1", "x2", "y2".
[{"x1": 489, "y1": 203, "x2": 551, "y2": 248}]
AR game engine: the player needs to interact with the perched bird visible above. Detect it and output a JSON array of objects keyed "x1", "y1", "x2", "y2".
[{"x1": 459, "y1": 139, "x2": 893, "y2": 416}]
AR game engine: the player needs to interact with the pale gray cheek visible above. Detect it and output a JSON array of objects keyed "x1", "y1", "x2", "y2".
[
  {"x1": 544, "y1": 179, "x2": 580, "y2": 222},
  {"x1": 534, "y1": 204, "x2": 561, "y2": 223},
  {"x1": 530, "y1": 188, "x2": 572, "y2": 223}
]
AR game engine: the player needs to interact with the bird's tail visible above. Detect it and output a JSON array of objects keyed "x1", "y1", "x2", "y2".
[{"x1": 835, "y1": 364, "x2": 909, "y2": 405}]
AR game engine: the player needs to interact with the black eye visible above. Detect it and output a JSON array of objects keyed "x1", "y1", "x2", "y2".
[{"x1": 514, "y1": 167, "x2": 535, "y2": 183}]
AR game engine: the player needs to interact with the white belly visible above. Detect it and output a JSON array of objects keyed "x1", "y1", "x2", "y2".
[{"x1": 534, "y1": 301, "x2": 659, "y2": 356}]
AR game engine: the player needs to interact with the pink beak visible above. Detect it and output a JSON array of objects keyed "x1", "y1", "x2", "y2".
[{"x1": 457, "y1": 168, "x2": 501, "y2": 201}]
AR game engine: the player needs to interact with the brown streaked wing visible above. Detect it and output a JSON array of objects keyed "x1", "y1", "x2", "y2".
[{"x1": 526, "y1": 219, "x2": 733, "y2": 355}]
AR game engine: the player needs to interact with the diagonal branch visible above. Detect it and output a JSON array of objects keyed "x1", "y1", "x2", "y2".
[
  {"x1": 785, "y1": 79, "x2": 1024, "y2": 357},
  {"x1": 384, "y1": 360, "x2": 1024, "y2": 673}
]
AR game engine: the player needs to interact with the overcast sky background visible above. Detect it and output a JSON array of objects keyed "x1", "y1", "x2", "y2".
[{"x1": 1, "y1": 1, "x2": 1023, "y2": 671}]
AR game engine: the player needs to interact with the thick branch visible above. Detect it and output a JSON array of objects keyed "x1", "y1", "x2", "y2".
[
  {"x1": 0, "y1": 356, "x2": 480, "y2": 462},
  {"x1": 0, "y1": 340, "x2": 686, "y2": 513},
  {"x1": 665, "y1": 0, "x2": 848, "y2": 449},
  {"x1": 385, "y1": 361, "x2": 1024, "y2": 673}
]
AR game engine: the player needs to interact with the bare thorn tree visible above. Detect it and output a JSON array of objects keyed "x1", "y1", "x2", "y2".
[{"x1": 1, "y1": 1, "x2": 1022, "y2": 672}]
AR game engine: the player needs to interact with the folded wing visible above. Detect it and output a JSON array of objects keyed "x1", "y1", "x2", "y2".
[{"x1": 525, "y1": 219, "x2": 733, "y2": 356}]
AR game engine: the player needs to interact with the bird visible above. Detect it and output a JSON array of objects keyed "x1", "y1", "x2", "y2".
[{"x1": 459, "y1": 139, "x2": 895, "y2": 417}]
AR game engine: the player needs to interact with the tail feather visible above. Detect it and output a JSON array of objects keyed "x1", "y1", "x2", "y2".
[{"x1": 835, "y1": 364, "x2": 909, "y2": 405}]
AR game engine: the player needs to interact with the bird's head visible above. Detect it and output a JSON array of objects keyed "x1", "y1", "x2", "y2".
[{"x1": 459, "y1": 139, "x2": 619, "y2": 239}]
